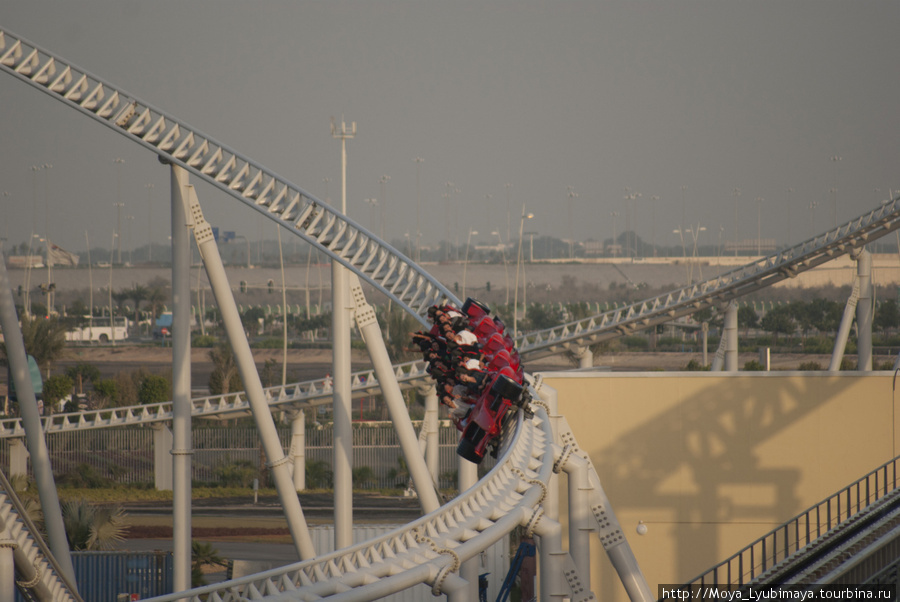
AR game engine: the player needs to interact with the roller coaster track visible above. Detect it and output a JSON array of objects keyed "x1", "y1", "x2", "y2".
[
  {"x1": 0, "y1": 27, "x2": 605, "y2": 601},
  {"x1": 4, "y1": 195, "x2": 900, "y2": 439},
  {"x1": 0, "y1": 28, "x2": 453, "y2": 325},
  {"x1": 3, "y1": 24, "x2": 897, "y2": 601},
  {"x1": 516, "y1": 197, "x2": 900, "y2": 360},
  {"x1": 0, "y1": 359, "x2": 434, "y2": 439}
]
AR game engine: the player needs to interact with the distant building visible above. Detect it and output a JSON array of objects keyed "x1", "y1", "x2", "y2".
[
  {"x1": 6, "y1": 255, "x2": 44, "y2": 269},
  {"x1": 724, "y1": 238, "x2": 777, "y2": 254}
]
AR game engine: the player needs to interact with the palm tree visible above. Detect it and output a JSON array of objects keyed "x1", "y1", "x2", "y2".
[
  {"x1": 208, "y1": 343, "x2": 242, "y2": 395},
  {"x1": 61, "y1": 500, "x2": 129, "y2": 551},
  {"x1": 1, "y1": 315, "x2": 67, "y2": 376},
  {"x1": 127, "y1": 284, "x2": 149, "y2": 334},
  {"x1": 192, "y1": 540, "x2": 229, "y2": 586}
]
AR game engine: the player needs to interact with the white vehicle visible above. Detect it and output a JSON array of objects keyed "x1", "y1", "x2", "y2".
[{"x1": 65, "y1": 316, "x2": 129, "y2": 344}]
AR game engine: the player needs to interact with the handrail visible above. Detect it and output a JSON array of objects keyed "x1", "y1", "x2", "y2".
[{"x1": 680, "y1": 454, "x2": 900, "y2": 589}]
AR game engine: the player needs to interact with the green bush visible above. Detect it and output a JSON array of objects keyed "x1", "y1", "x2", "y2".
[
  {"x1": 622, "y1": 336, "x2": 649, "y2": 350},
  {"x1": 684, "y1": 359, "x2": 709, "y2": 371},
  {"x1": 56, "y1": 463, "x2": 112, "y2": 488},
  {"x1": 743, "y1": 360, "x2": 766, "y2": 371},
  {"x1": 138, "y1": 374, "x2": 171, "y2": 405},
  {"x1": 214, "y1": 460, "x2": 258, "y2": 488},
  {"x1": 798, "y1": 361, "x2": 823, "y2": 371},
  {"x1": 305, "y1": 459, "x2": 333, "y2": 490},
  {"x1": 192, "y1": 335, "x2": 218, "y2": 348}
]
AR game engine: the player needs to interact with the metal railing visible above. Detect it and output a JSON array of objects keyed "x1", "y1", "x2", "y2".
[{"x1": 682, "y1": 454, "x2": 900, "y2": 588}]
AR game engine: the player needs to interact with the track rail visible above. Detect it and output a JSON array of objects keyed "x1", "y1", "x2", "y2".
[
  {"x1": 144, "y1": 405, "x2": 557, "y2": 601},
  {"x1": 0, "y1": 470, "x2": 81, "y2": 602},
  {"x1": 0, "y1": 359, "x2": 433, "y2": 439},
  {"x1": 0, "y1": 27, "x2": 457, "y2": 324},
  {"x1": 517, "y1": 198, "x2": 900, "y2": 360}
]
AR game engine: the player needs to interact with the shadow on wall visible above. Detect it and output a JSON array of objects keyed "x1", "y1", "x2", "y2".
[{"x1": 561, "y1": 373, "x2": 883, "y2": 601}]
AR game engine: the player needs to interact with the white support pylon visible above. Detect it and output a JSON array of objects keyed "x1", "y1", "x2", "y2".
[
  {"x1": 185, "y1": 185, "x2": 316, "y2": 560},
  {"x1": 347, "y1": 274, "x2": 440, "y2": 513},
  {"x1": 169, "y1": 163, "x2": 193, "y2": 592}
]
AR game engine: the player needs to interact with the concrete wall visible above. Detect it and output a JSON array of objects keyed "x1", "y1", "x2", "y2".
[{"x1": 541, "y1": 371, "x2": 899, "y2": 602}]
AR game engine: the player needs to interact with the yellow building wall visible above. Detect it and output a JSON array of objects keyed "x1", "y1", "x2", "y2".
[{"x1": 541, "y1": 371, "x2": 899, "y2": 602}]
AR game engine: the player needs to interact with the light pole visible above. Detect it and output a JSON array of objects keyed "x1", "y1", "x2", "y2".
[
  {"x1": 378, "y1": 175, "x2": 390, "y2": 240},
  {"x1": 463, "y1": 228, "x2": 478, "y2": 298},
  {"x1": 650, "y1": 195, "x2": 660, "y2": 257},
  {"x1": 364, "y1": 198, "x2": 378, "y2": 232},
  {"x1": 610, "y1": 211, "x2": 620, "y2": 256},
  {"x1": 624, "y1": 188, "x2": 641, "y2": 257},
  {"x1": 786, "y1": 187, "x2": 793, "y2": 247},
  {"x1": 513, "y1": 208, "x2": 534, "y2": 338},
  {"x1": 413, "y1": 157, "x2": 424, "y2": 262},
  {"x1": 673, "y1": 227, "x2": 688, "y2": 284},
  {"x1": 808, "y1": 201, "x2": 818, "y2": 237},
  {"x1": 145, "y1": 184, "x2": 154, "y2": 263},
  {"x1": 126, "y1": 215, "x2": 135, "y2": 264},
  {"x1": 732, "y1": 187, "x2": 741, "y2": 256},
  {"x1": 113, "y1": 157, "x2": 125, "y2": 264},
  {"x1": 756, "y1": 197, "x2": 764, "y2": 256},
  {"x1": 505, "y1": 182, "x2": 512, "y2": 247},
  {"x1": 831, "y1": 155, "x2": 841, "y2": 227},
  {"x1": 492, "y1": 230, "x2": 510, "y2": 304},
  {"x1": 566, "y1": 186, "x2": 578, "y2": 259}
]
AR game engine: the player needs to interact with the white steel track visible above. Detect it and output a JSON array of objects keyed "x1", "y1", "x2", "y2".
[
  {"x1": 3, "y1": 23, "x2": 897, "y2": 601},
  {"x1": 0, "y1": 28, "x2": 455, "y2": 325},
  {"x1": 516, "y1": 197, "x2": 900, "y2": 360}
]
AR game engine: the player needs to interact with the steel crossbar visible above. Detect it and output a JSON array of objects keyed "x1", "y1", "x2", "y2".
[{"x1": 0, "y1": 27, "x2": 457, "y2": 324}]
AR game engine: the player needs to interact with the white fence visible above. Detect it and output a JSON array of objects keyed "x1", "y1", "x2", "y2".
[{"x1": 0, "y1": 423, "x2": 469, "y2": 490}]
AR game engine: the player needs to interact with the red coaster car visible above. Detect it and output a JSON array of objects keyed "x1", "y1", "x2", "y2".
[{"x1": 456, "y1": 373, "x2": 530, "y2": 464}]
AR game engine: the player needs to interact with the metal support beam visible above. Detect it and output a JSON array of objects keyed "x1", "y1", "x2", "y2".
[
  {"x1": 185, "y1": 185, "x2": 316, "y2": 559},
  {"x1": 170, "y1": 164, "x2": 192, "y2": 592},
  {"x1": 724, "y1": 301, "x2": 738, "y2": 371},
  {"x1": 332, "y1": 259, "x2": 354, "y2": 549},
  {"x1": 424, "y1": 387, "x2": 439, "y2": 481},
  {"x1": 0, "y1": 245, "x2": 77, "y2": 589},
  {"x1": 289, "y1": 410, "x2": 306, "y2": 491},
  {"x1": 857, "y1": 248, "x2": 873, "y2": 371},
  {"x1": 348, "y1": 275, "x2": 440, "y2": 513},
  {"x1": 829, "y1": 276, "x2": 861, "y2": 372}
]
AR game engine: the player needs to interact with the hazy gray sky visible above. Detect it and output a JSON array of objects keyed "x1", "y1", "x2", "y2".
[{"x1": 1, "y1": 1, "x2": 898, "y2": 255}]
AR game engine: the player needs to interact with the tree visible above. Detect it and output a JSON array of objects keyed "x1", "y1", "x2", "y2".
[
  {"x1": 126, "y1": 284, "x2": 149, "y2": 333},
  {"x1": 65, "y1": 363, "x2": 101, "y2": 395},
  {"x1": 0, "y1": 315, "x2": 68, "y2": 375},
  {"x1": 92, "y1": 378, "x2": 119, "y2": 408},
  {"x1": 208, "y1": 343, "x2": 243, "y2": 395},
  {"x1": 138, "y1": 374, "x2": 171, "y2": 405},
  {"x1": 737, "y1": 305, "x2": 759, "y2": 334},
  {"x1": 875, "y1": 299, "x2": 900, "y2": 335},
  {"x1": 62, "y1": 500, "x2": 129, "y2": 551},
  {"x1": 43, "y1": 374, "x2": 74, "y2": 412},
  {"x1": 760, "y1": 304, "x2": 795, "y2": 344},
  {"x1": 192, "y1": 540, "x2": 229, "y2": 587}
]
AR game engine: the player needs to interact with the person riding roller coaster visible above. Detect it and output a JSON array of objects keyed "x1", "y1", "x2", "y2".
[{"x1": 411, "y1": 297, "x2": 531, "y2": 464}]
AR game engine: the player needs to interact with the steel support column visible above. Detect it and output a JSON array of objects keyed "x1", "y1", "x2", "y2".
[
  {"x1": 170, "y1": 164, "x2": 193, "y2": 592},
  {"x1": 186, "y1": 186, "x2": 316, "y2": 559},
  {"x1": 332, "y1": 259, "x2": 354, "y2": 549},
  {"x1": 857, "y1": 248, "x2": 873, "y2": 371},
  {"x1": 424, "y1": 386, "x2": 440, "y2": 481},
  {"x1": 349, "y1": 276, "x2": 440, "y2": 512},
  {"x1": 289, "y1": 410, "x2": 306, "y2": 491},
  {"x1": 724, "y1": 300, "x2": 739, "y2": 371},
  {"x1": 0, "y1": 246, "x2": 76, "y2": 589}
]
